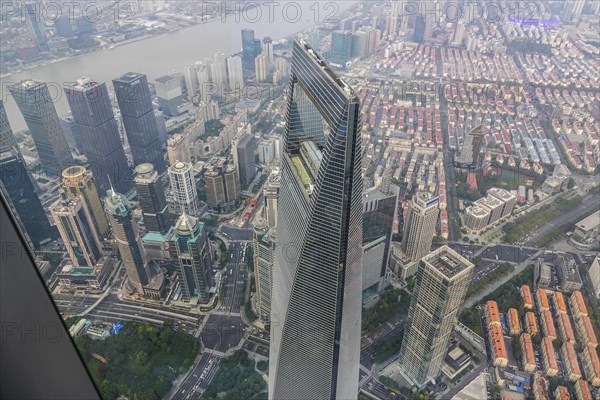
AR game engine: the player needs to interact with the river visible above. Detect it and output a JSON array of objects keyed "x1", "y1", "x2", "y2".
[{"x1": 1, "y1": 1, "x2": 356, "y2": 131}]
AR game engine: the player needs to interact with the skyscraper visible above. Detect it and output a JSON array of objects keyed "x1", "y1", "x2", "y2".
[
  {"x1": 263, "y1": 170, "x2": 280, "y2": 229},
  {"x1": 0, "y1": 147, "x2": 55, "y2": 246},
  {"x1": 204, "y1": 165, "x2": 240, "y2": 212},
  {"x1": 262, "y1": 37, "x2": 274, "y2": 63},
  {"x1": 104, "y1": 189, "x2": 152, "y2": 295},
  {"x1": 9, "y1": 80, "x2": 74, "y2": 177},
  {"x1": 413, "y1": 13, "x2": 434, "y2": 43},
  {"x1": 398, "y1": 246, "x2": 474, "y2": 388},
  {"x1": 330, "y1": 31, "x2": 354, "y2": 66},
  {"x1": 168, "y1": 161, "x2": 199, "y2": 215},
  {"x1": 232, "y1": 132, "x2": 256, "y2": 190},
  {"x1": 183, "y1": 63, "x2": 198, "y2": 100},
  {"x1": 0, "y1": 100, "x2": 18, "y2": 150},
  {"x1": 113, "y1": 72, "x2": 166, "y2": 173},
  {"x1": 204, "y1": 169, "x2": 226, "y2": 208},
  {"x1": 155, "y1": 75, "x2": 183, "y2": 117},
  {"x1": 362, "y1": 187, "x2": 397, "y2": 299},
  {"x1": 134, "y1": 163, "x2": 170, "y2": 233},
  {"x1": 402, "y1": 191, "x2": 439, "y2": 262},
  {"x1": 241, "y1": 29, "x2": 262, "y2": 72},
  {"x1": 24, "y1": 2, "x2": 49, "y2": 52},
  {"x1": 223, "y1": 165, "x2": 241, "y2": 207},
  {"x1": 269, "y1": 38, "x2": 363, "y2": 400},
  {"x1": 227, "y1": 56, "x2": 244, "y2": 91},
  {"x1": 64, "y1": 77, "x2": 130, "y2": 194},
  {"x1": 255, "y1": 54, "x2": 268, "y2": 82},
  {"x1": 61, "y1": 165, "x2": 110, "y2": 239},
  {"x1": 252, "y1": 218, "x2": 276, "y2": 323},
  {"x1": 169, "y1": 213, "x2": 214, "y2": 302},
  {"x1": 50, "y1": 195, "x2": 102, "y2": 267}
]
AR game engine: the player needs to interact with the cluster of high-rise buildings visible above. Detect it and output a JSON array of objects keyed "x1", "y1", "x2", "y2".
[{"x1": 463, "y1": 187, "x2": 517, "y2": 233}]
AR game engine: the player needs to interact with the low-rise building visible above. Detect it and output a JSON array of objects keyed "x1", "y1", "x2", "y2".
[
  {"x1": 562, "y1": 341, "x2": 582, "y2": 382},
  {"x1": 570, "y1": 210, "x2": 600, "y2": 250},
  {"x1": 521, "y1": 285, "x2": 534, "y2": 309},
  {"x1": 557, "y1": 313, "x2": 577, "y2": 344},
  {"x1": 508, "y1": 308, "x2": 521, "y2": 335},
  {"x1": 574, "y1": 380, "x2": 592, "y2": 400},
  {"x1": 533, "y1": 371, "x2": 549, "y2": 400},
  {"x1": 526, "y1": 311, "x2": 539, "y2": 336},
  {"x1": 575, "y1": 314, "x2": 598, "y2": 348},
  {"x1": 540, "y1": 310, "x2": 557, "y2": 341},
  {"x1": 521, "y1": 333, "x2": 536, "y2": 372},
  {"x1": 441, "y1": 345, "x2": 471, "y2": 380},
  {"x1": 570, "y1": 291, "x2": 588, "y2": 318},
  {"x1": 540, "y1": 336, "x2": 559, "y2": 377},
  {"x1": 581, "y1": 344, "x2": 600, "y2": 387},
  {"x1": 554, "y1": 386, "x2": 571, "y2": 400},
  {"x1": 536, "y1": 288, "x2": 550, "y2": 312},
  {"x1": 589, "y1": 255, "x2": 600, "y2": 298},
  {"x1": 553, "y1": 291, "x2": 568, "y2": 315},
  {"x1": 534, "y1": 259, "x2": 552, "y2": 288},
  {"x1": 489, "y1": 325, "x2": 508, "y2": 367},
  {"x1": 486, "y1": 300, "x2": 502, "y2": 328}
]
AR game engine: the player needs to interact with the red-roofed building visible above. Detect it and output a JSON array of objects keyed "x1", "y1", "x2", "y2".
[
  {"x1": 575, "y1": 315, "x2": 598, "y2": 348},
  {"x1": 562, "y1": 342, "x2": 581, "y2": 382},
  {"x1": 508, "y1": 308, "x2": 521, "y2": 335},
  {"x1": 526, "y1": 311, "x2": 539, "y2": 336},
  {"x1": 581, "y1": 344, "x2": 600, "y2": 387},
  {"x1": 521, "y1": 285, "x2": 534, "y2": 309},
  {"x1": 554, "y1": 386, "x2": 570, "y2": 400},
  {"x1": 540, "y1": 337, "x2": 559, "y2": 377},
  {"x1": 553, "y1": 292, "x2": 567, "y2": 315},
  {"x1": 488, "y1": 325, "x2": 508, "y2": 367},
  {"x1": 570, "y1": 291, "x2": 588, "y2": 318},
  {"x1": 486, "y1": 300, "x2": 502, "y2": 328},
  {"x1": 557, "y1": 313, "x2": 576, "y2": 344},
  {"x1": 574, "y1": 380, "x2": 592, "y2": 400},
  {"x1": 540, "y1": 310, "x2": 557, "y2": 341},
  {"x1": 536, "y1": 289, "x2": 550, "y2": 312},
  {"x1": 521, "y1": 333, "x2": 536, "y2": 372},
  {"x1": 533, "y1": 372, "x2": 549, "y2": 400}
]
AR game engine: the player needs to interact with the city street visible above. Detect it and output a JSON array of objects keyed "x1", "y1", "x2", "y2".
[{"x1": 171, "y1": 353, "x2": 221, "y2": 400}]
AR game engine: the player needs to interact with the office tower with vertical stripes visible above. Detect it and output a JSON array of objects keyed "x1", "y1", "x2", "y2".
[
  {"x1": 113, "y1": 72, "x2": 166, "y2": 173},
  {"x1": 269, "y1": 38, "x2": 363, "y2": 400},
  {"x1": 9, "y1": 80, "x2": 74, "y2": 177},
  {"x1": 398, "y1": 246, "x2": 474, "y2": 388},
  {"x1": 134, "y1": 163, "x2": 170, "y2": 233},
  {"x1": 64, "y1": 78, "x2": 130, "y2": 194},
  {"x1": 402, "y1": 191, "x2": 439, "y2": 262}
]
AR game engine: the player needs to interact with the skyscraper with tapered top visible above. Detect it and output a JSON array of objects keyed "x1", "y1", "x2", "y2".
[{"x1": 269, "y1": 38, "x2": 363, "y2": 400}]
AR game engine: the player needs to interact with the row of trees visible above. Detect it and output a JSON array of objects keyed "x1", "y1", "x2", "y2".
[
  {"x1": 361, "y1": 288, "x2": 411, "y2": 333},
  {"x1": 203, "y1": 349, "x2": 265, "y2": 400}
]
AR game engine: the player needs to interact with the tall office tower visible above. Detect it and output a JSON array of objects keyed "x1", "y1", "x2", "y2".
[
  {"x1": 227, "y1": 56, "x2": 244, "y2": 91},
  {"x1": 0, "y1": 147, "x2": 54, "y2": 246},
  {"x1": 24, "y1": 2, "x2": 49, "y2": 52},
  {"x1": 402, "y1": 191, "x2": 439, "y2": 262},
  {"x1": 223, "y1": 165, "x2": 241, "y2": 205},
  {"x1": 269, "y1": 39, "x2": 363, "y2": 400},
  {"x1": 263, "y1": 170, "x2": 280, "y2": 229},
  {"x1": 330, "y1": 30, "x2": 354, "y2": 66},
  {"x1": 262, "y1": 37, "x2": 274, "y2": 63},
  {"x1": 64, "y1": 77, "x2": 130, "y2": 194},
  {"x1": 569, "y1": 0, "x2": 586, "y2": 22},
  {"x1": 362, "y1": 187, "x2": 397, "y2": 298},
  {"x1": 242, "y1": 29, "x2": 261, "y2": 72},
  {"x1": 252, "y1": 218, "x2": 276, "y2": 323},
  {"x1": 155, "y1": 75, "x2": 183, "y2": 117},
  {"x1": 183, "y1": 63, "x2": 198, "y2": 100},
  {"x1": 113, "y1": 72, "x2": 166, "y2": 173},
  {"x1": 413, "y1": 13, "x2": 434, "y2": 43},
  {"x1": 50, "y1": 195, "x2": 102, "y2": 267},
  {"x1": 59, "y1": 114, "x2": 84, "y2": 154},
  {"x1": 0, "y1": 100, "x2": 18, "y2": 150},
  {"x1": 398, "y1": 246, "x2": 474, "y2": 388},
  {"x1": 104, "y1": 189, "x2": 152, "y2": 295},
  {"x1": 232, "y1": 132, "x2": 256, "y2": 190},
  {"x1": 169, "y1": 213, "x2": 214, "y2": 302},
  {"x1": 168, "y1": 161, "x2": 199, "y2": 215},
  {"x1": 204, "y1": 169, "x2": 226, "y2": 208},
  {"x1": 134, "y1": 163, "x2": 170, "y2": 233},
  {"x1": 61, "y1": 166, "x2": 110, "y2": 239},
  {"x1": 255, "y1": 54, "x2": 268, "y2": 82},
  {"x1": 9, "y1": 80, "x2": 74, "y2": 177},
  {"x1": 54, "y1": 14, "x2": 74, "y2": 38},
  {"x1": 155, "y1": 110, "x2": 168, "y2": 147}
]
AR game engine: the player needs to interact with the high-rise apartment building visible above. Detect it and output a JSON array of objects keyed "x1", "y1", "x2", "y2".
[
  {"x1": 61, "y1": 166, "x2": 110, "y2": 239},
  {"x1": 50, "y1": 195, "x2": 102, "y2": 267},
  {"x1": 0, "y1": 147, "x2": 55, "y2": 246},
  {"x1": 104, "y1": 189, "x2": 152, "y2": 295},
  {"x1": 113, "y1": 72, "x2": 166, "y2": 173},
  {"x1": 226, "y1": 56, "x2": 244, "y2": 91},
  {"x1": 0, "y1": 100, "x2": 18, "y2": 150},
  {"x1": 9, "y1": 80, "x2": 74, "y2": 177},
  {"x1": 262, "y1": 37, "x2": 274, "y2": 63},
  {"x1": 252, "y1": 218, "x2": 276, "y2": 323},
  {"x1": 183, "y1": 63, "x2": 198, "y2": 100},
  {"x1": 232, "y1": 132, "x2": 256, "y2": 190},
  {"x1": 167, "y1": 134, "x2": 191, "y2": 166},
  {"x1": 255, "y1": 54, "x2": 268, "y2": 82},
  {"x1": 398, "y1": 246, "x2": 474, "y2": 388},
  {"x1": 402, "y1": 192, "x2": 439, "y2": 262},
  {"x1": 169, "y1": 213, "x2": 214, "y2": 302},
  {"x1": 168, "y1": 161, "x2": 199, "y2": 215},
  {"x1": 270, "y1": 38, "x2": 363, "y2": 400},
  {"x1": 134, "y1": 163, "x2": 170, "y2": 233},
  {"x1": 64, "y1": 77, "x2": 130, "y2": 194},
  {"x1": 155, "y1": 75, "x2": 183, "y2": 117}
]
